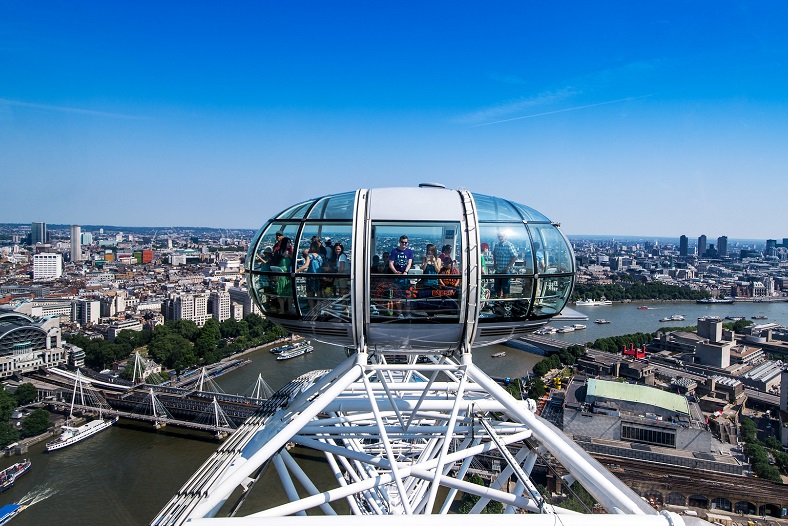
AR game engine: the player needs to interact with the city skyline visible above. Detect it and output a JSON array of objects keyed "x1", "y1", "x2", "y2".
[{"x1": 2, "y1": 2, "x2": 788, "y2": 238}]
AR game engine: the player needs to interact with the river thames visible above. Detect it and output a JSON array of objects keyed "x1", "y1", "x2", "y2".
[{"x1": 3, "y1": 299, "x2": 787, "y2": 525}]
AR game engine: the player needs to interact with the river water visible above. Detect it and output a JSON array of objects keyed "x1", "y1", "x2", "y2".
[{"x1": 4, "y1": 300, "x2": 786, "y2": 524}]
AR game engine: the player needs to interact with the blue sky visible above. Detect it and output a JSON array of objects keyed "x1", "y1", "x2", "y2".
[{"x1": 1, "y1": 2, "x2": 787, "y2": 239}]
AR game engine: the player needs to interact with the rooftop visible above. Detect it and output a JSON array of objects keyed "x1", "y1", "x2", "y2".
[{"x1": 587, "y1": 378, "x2": 690, "y2": 415}]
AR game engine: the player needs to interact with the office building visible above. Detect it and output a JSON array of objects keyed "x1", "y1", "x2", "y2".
[
  {"x1": 210, "y1": 290, "x2": 231, "y2": 322},
  {"x1": 679, "y1": 235, "x2": 688, "y2": 257},
  {"x1": 165, "y1": 292, "x2": 210, "y2": 326},
  {"x1": 30, "y1": 222, "x2": 47, "y2": 245},
  {"x1": 33, "y1": 253, "x2": 62, "y2": 281},
  {"x1": 765, "y1": 239, "x2": 778, "y2": 257},
  {"x1": 70, "y1": 225, "x2": 82, "y2": 262},
  {"x1": 717, "y1": 235, "x2": 728, "y2": 257},
  {"x1": 697, "y1": 235, "x2": 707, "y2": 258},
  {"x1": 81, "y1": 232, "x2": 93, "y2": 245},
  {"x1": 72, "y1": 299, "x2": 101, "y2": 326}
]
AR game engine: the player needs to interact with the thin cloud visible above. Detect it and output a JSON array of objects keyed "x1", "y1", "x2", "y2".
[
  {"x1": 0, "y1": 98, "x2": 147, "y2": 120},
  {"x1": 470, "y1": 94, "x2": 653, "y2": 127},
  {"x1": 455, "y1": 87, "x2": 580, "y2": 125}
]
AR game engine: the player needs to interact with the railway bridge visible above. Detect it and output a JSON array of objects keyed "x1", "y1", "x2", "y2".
[{"x1": 597, "y1": 454, "x2": 787, "y2": 518}]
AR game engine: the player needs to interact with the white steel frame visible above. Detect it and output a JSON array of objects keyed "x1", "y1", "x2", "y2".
[{"x1": 152, "y1": 349, "x2": 688, "y2": 526}]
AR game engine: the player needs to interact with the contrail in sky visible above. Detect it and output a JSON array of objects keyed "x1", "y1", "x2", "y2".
[
  {"x1": 470, "y1": 94, "x2": 653, "y2": 127},
  {"x1": 0, "y1": 98, "x2": 145, "y2": 120}
]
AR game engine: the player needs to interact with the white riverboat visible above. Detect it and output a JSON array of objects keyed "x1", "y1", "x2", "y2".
[
  {"x1": 276, "y1": 345, "x2": 314, "y2": 361},
  {"x1": 46, "y1": 369, "x2": 118, "y2": 452},
  {"x1": 574, "y1": 299, "x2": 612, "y2": 306},
  {"x1": 46, "y1": 416, "x2": 119, "y2": 452}
]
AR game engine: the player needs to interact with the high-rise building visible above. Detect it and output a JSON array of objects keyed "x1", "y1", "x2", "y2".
[
  {"x1": 765, "y1": 239, "x2": 778, "y2": 257},
  {"x1": 717, "y1": 235, "x2": 728, "y2": 257},
  {"x1": 697, "y1": 235, "x2": 707, "y2": 258},
  {"x1": 30, "y1": 222, "x2": 47, "y2": 245},
  {"x1": 71, "y1": 298, "x2": 101, "y2": 326},
  {"x1": 81, "y1": 232, "x2": 93, "y2": 245},
  {"x1": 165, "y1": 292, "x2": 210, "y2": 326},
  {"x1": 70, "y1": 225, "x2": 82, "y2": 262},
  {"x1": 210, "y1": 290, "x2": 231, "y2": 322},
  {"x1": 33, "y1": 253, "x2": 62, "y2": 281},
  {"x1": 679, "y1": 235, "x2": 688, "y2": 257}
]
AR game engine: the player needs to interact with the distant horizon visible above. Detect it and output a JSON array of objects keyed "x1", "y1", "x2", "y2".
[{"x1": 0, "y1": 222, "x2": 779, "y2": 245}]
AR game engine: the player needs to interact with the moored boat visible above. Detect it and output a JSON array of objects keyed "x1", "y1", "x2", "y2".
[
  {"x1": 697, "y1": 297, "x2": 735, "y2": 304},
  {"x1": 270, "y1": 340, "x2": 311, "y2": 355},
  {"x1": 752, "y1": 315, "x2": 768, "y2": 320},
  {"x1": 46, "y1": 416, "x2": 119, "y2": 452},
  {"x1": 575, "y1": 299, "x2": 612, "y2": 306},
  {"x1": 558, "y1": 326, "x2": 575, "y2": 333},
  {"x1": 659, "y1": 314, "x2": 685, "y2": 322},
  {"x1": 45, "y1": 369, "x2": 118, "y2": 452},
  {"x1": 572, "y1": 324, "x2": 586, "y2": 330},
  {"x1": 276, "y1": 345, "x2": 314, "y2": 361},
  {"x1": 594, "y1": 319, "x2": 611, "y2": 324},
  {"x1": 0, "y1": 460, "x2": 31, "y2": 493}
]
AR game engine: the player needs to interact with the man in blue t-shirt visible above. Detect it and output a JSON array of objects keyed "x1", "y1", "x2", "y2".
[{"x1": 388, "y1": 235, "x2": 413, "y2": 318}]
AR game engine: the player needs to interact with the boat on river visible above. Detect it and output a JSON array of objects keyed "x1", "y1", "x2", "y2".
[
  {"x1": 46, "y1": 416, "x2": 119, "y2": 452},
  {"x1": 659, "y1": 315, "x2": 685, "y2": 322},
  {"x1": 558, "y1": 326, "x2": 575, "y2": 333},
  {"x1": 0, "y1": 503, "x2": 26, "y2": 525},
  {"x1": 491, "y1": 351, "x2": 506, "y2": 358},
  {"x1": 575, "y1": 299, "x2": 612, "y2": 306},
  {"x1": 594, "y1": 319, "x2": 611, "y2": 324},
  {"x1": 572, "y1": 324, "x2": 586, "y2": 330},
  {"x1": 270, "y1": 340, "x2": 311, "y2": 355},
  {"x1": 0, "y1": 460, "x2": 30, "y2": 493},
  {"x1": 45, "y1": 370, "x2": 118, "y2": 452},
  {"x1": 697, "y1": 297, "x2": 735, "y2": 304},
  {"x1": 276, "y1": 345, "x2": 314, "y2": 361}
]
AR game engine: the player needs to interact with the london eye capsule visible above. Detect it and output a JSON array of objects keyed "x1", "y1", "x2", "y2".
[{"x1": 246, "y1": 185, "x2": 575, "y2": 354}]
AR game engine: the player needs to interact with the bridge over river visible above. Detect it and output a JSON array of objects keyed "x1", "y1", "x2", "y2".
[{"x1": 39, "y1": 364, "x2": 310, "y2": 437}]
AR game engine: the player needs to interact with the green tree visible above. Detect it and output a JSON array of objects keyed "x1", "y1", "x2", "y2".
[
  {"x1": 527, "y1": 378, "x2": 546, "y2": 399},
  {"x1": 0, "y1": 388, "x2": 17, "y2": 421},
  {"x1": 20, "y1": 408, "x2": 51, "y2": 438},
  {"x1": 14, "y1": 383, "x2": 37, "y2": 406},
  {"x1": 195, "y1": 318, "x2": 221, "y2": 359},
  {"x1": 0, "y1": 422, "x2": 19, "y2": 448}
]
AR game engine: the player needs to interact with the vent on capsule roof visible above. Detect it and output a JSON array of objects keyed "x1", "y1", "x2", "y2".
[{"x1": 418, "y1": 183, "x2": 446, "y2": 188}]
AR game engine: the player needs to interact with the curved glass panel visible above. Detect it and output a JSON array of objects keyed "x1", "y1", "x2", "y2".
[
  {"x1": 472, "y1": 193, "x2": 523, "y2": 222},
  {"x1": 369, "y1": 222, "x2": 462, "y2": 323},
  {"x1": 529, "y1": 224, "x2": 574, "y2": 275},
  {"x1": 246, "y1": 225, "x2": 266, "y2": 268},
  {"x1": 294, "y1": 223, "x2": 353, "y2": 320},
  {"x1": 250, "y1": 222, "x2": 298, "y2": 316},
  {"x1": 306, "y1": 191, "x2": 356, "y2": 220},
  {"x1": 276, "y1": 200, "x2": 317, "y2": 220},
  {"x1": 533, "y1": 275, "x2": 573, "y2": 316},
  {"x1": 510, "y1": 202, "x2": 551, "y2": 222},
  {"x1": 478, "y1": 223, "x2": 533, "y2": 320},
  {"x1": 250, "y1": 222, "x2": 300, "y2": 272}
]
